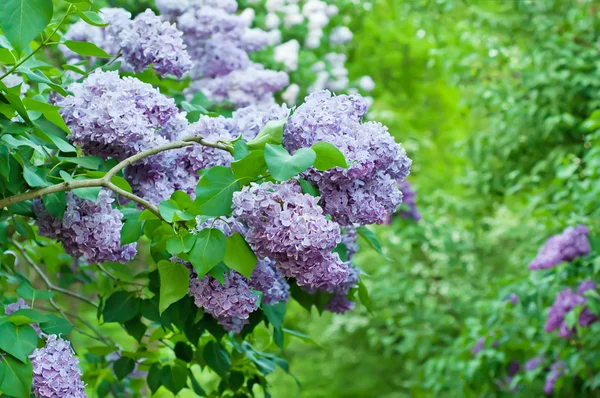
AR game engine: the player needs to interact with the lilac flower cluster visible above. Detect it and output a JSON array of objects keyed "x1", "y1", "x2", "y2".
[
  {"x1": 325, "y1": 267, "x2": 360, "y2": 314},
  {"x1": 189, "y1": 270, "x2": 258, "y2": 319},
  {"x1": 471, "y1": 337, "x2": 486, "y2": 356},
  {"x1": 118, "y1": 9, "x2": 192, "y2": 78},
  {"x1": 232, "y1": 181, "x2": 350, "y2": 291},
  {"x1": 61, "y1": 8, "x2": 191, "y2": 78},
  {"x1": 544, "y1": 361, "x2": 565, "y2": 395},
  {"x1": 58, "y1": 70, "x2": 176, "y2": 161},
  {"x1": 339, "y1": 226, "x2": 359, "y2": 261},
  {"x1": 158, "y1": 0, "x2": 288, "y2": 107},
  {"x1": 34, "y1": 190, "x2": 137, "y2": 264},
  {"x1": 249, "y1": 258, "x2": 290, "y2": 305},
  {"x1": 283, "y1": 90, "x2": 412, "y2": 225},
  {"x1": 525, "y1": 356, "x2": 545, "y2": 372},
  {"x1": 505, "y1": 293, "x2": 519, "y2": 306},
  {"x1": 528, "y1": 225, "x2": 591, "y2": 270},
  {"x1": 230, "y1": 103, "x2": 289, "y2": 140},
  {"x1": 29, "y1": 335, "x2": 87, "y2": 398},
  {"x1": 397, "y1": 181, "x2": 421, "y2": 221},
  {"x1": 545, "y1": 280, "x2": 598, "y2": 338}
]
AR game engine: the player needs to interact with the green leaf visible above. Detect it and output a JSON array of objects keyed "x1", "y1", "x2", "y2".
[
  {"x1": 312, "y1": 142, "x2": 348, "y2": 171},
  {"x1": 0, "y1": 354, "x2": 32, "y2": 397},
  {"x1": 16, "y1": 282, "x2": 54, "y2": 300},
  {"x1": 157, "y1": 260, "x2": 190, "y2": 314},
  {"x1": 208, "y1": 262, "x2": 228, "y2": 284},
  {"x1": 42, "y1": 191, "x2": 66, "y2": 219},
  {"x1": 124, "y1": 316, "x2": 147, "y2": 343},
  {"x1": 265, "y1": 144, "x2": 316, "y2": 181},
  {"x1": 203, "y1": 341, "x2": 231, "y2": 379},
  {"x1": 223, "y1": 233, "x2": 257, "y2": 278},
  {"x1": 174, "y1": 341, "x2": 194, "y2": 362},
  {"x1": 0, "y1": 323, "x2": 38, "y2": 362},
  {"x1": 7, "y1": 308, "x2": 49, "y2": 325},
  {"x1": 189, "y1": 228, "x2": 227, "y2": 278},
  {"x1": 161, "y1": 364, "x2": 188, "y2": 395},
  {"x1": 57, "y1": 155, "x2": 103, "y2": 170},
  {"x1": 166, "y1": 232, "x2": 196, "y2": 255},
  {"x1": 102, "y1": 291, "x2": 140, "y2": 323},
  {"x1": 233, "y1": 140, "x2": 249, "y2": 160},
  {"x1": 39, "y1": 314, "x2": 73, "y2": 335},
  {"x1": 22, "y1": 159, "x2": 47, "y2": 187},
  {"x1": 113, "y1": 357, "x2": 135, "y2": 380},
  {"x1": 121, "y1": 213, "x2": 143, "y2": 245},
  {"x1": 192, "y1": 166, "x2": 240, "y2": 216},
  {"x1": 231, "y1": 150, "x2": 267, "y2": 184},
  {"x1": 357, "y1": 281, "x2": 373, "y2": 314},
  {"x1": 87, "y1": 346, "x2": 118, "y2": 356},
  {"x1": 0, "y1": 0, "x2": 53, "y2": 54},
  {"x1": 147, "y1": 363, "x2": 162, "y2": 395},
  {"x1": 298, "y1": 178, "x2": 319, "y2": 197},
  {"x1": 76, "y1": 8, "x2": 108, "y2": 27},
  {"x1": 356, "y1": 226, "x2": 390, "y2": 260},
  {"x1": 63, "y1": 40, "x2": 111, "y2": 58},
  {"x1": 565, "y1": 309, "x2": 578, "y2": 329},
  {"x1": 263, "y1": 301, "x2": 286, "y2": 329},
  {"x1": 0, "y1": 146, "x2": 10, "y2": 179},
  {"x1": 247, "y1": 118, "x2": 287, "y2": 149}
]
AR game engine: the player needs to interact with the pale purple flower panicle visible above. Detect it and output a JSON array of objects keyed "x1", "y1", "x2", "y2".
[
  {"x1": 249, "y1": 258, "x2": 290, "y2": 305},
  {"x1": 58, "y1": 70, "x2": 177, "y2": 161},
  {"x1": 30, "y1": 335, "x2": 87, "y2": 398},
  {"x1": 232, "y1": 181, "x2": 350, "y2": 291},
  {"x1": 216, "y1": 315, "x2": 249, "y2": 333},
  {"x1": 34, "y1": 190, "x2": 137, "y2": 264},
  {"x1": 193, "y1": 67, "x2": 289, "y2": 108},
  {"x1": 525, "y1": 356, "x2": 545, "y2": 372},
  {"x1": 505, "y1": 293, "x2": 519, "y2": 306},
  {"x1": 472, "y1": 337, "x2": 486, "y2": 356},
  {"x1": 283, "y1": 91, "x2": 412, "y2": 225},
  {"x1": 5, "y1": 298, "x2": 42, "y2": 336},
  {"x1": 528, "y1": 225, "x2": 591, "y2": 270},
  {"x1": 545, "y1": 281, "x2": 598, "y2": 338},
  {"x1": 189, "y1": 270, "x2": 258, "y2": 319},
  {"x1": 231, "y1": 103, "x2": 289, "y2": 140},
  {"x1": 180, "y1": 115, "x2": 236, "y2": 171},
  {"x1": 340, "y1": 226, "x2": 359, "y2": 261},
  {"x1": 118, "y1": 9, "x2": 192, "y2": 78},
  {"x1": 544, "y1": 361, "x2": 565, "y2": 395},
  {"x1": 325, "y1": 267, "x2": 360, "y2": 314}
]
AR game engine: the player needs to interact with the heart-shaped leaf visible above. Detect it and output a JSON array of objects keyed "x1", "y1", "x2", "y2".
[
  {"x1": 265, "y1": 144, "x2": 316, "y2": 181},
  {"x1": 312, "y1": 141, "x2": 348, "y2": 171},
  {"x1": 189, "y1": 228, "x2": 226, "y2": 278}
]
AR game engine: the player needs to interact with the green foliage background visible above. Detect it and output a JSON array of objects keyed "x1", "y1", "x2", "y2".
[{"x1": 267, "y1": 0, "x2": 600, "y2": 396}]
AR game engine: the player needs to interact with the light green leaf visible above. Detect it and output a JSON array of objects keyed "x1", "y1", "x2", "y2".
[
  {"x1": 312, "y1": 141, "x2": 348, "y2": 171},
  {"x1": 231, "y1": 150, "x2": 267, "y2": 184},
  {"x1": 102, "y1": 291, "x2": 140, "y2": 323},
  {"x1": 39, "y1": 314, "x2": 73, "y2": 335},
  {"x1": 247, "y1": 118, "x2": 287, "y2": 149},
  {"x1": 7, "y1": 308, "x2": 49, "y2": 325},
  {"x1": 223, "y1": 232, "x2": 257, "y2": 278},
  {"x1": 191, "y1": 166, "x2": 240, "y2": 216},
  {"x1": 63, "y1": 40, "x2": 111, "y2": 58},
  {"x1": 189, "y1": 228, "x2": 226, "y2": 278},
  {"x1": 0, "y1": 323, "x2": 38, "y2": 362},
  {"x1": 0, "y1": 354, "x2": 32, "y2": 397},
  {"x1": 76, "y1": 8, "x2": 108, "y2": 27},
  {"x1": 0, "y1": 0, "x2": 53, "y2": 54},
  {"x1": 157, "y1": 260, "x2": 190, "y2": 314},
  {"x1": 265, "y1": 144, "x2": 316, "y2": 181}
]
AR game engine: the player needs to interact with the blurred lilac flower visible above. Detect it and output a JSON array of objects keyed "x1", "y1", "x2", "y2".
[{"x1": 529, "y1": 225, "x2": 591, "y2": 270}]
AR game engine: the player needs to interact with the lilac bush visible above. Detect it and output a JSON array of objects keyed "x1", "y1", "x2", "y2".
[
  {"x1": 544, "y1": 280, "x2": 597, "y2": 338},
  {"x1": 529, "y1": 225, "x2": 591, "y2": 270}
]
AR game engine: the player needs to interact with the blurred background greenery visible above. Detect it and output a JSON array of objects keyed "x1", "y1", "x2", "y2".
[{"x1": 266, "y1": 0, "x2": 600, "y2": 396}]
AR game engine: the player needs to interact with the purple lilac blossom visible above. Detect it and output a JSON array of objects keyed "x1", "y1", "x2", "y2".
[
  {"x1": 528, "y1": 225, "x2": 591, "y2": 270},
  {"x1": 339, "y1": 226, "x2": 359, "y2": 261},
  {"x1": 472, "y1": 337, "x2": 485, "y2": 355},
  {"x1": 232, "y1": 181, "x2": 350, "y2": 291},
  {"x1": 544, "y1": 361, "x2": 565, "y2": 395},
  {"x1": 544, "y1": 281, "x2": 598, "y2": 338},
  {"x1": 397, "y1": 181, "x2": 421, "y2": 221},
  {"x1": 216, "y1": 315, "x2": 249, "y2": 333},
  {"x1": 230, "y1": 103, "x2": 289, "y2": 140},
  {"x1": 283, "y1": 91, "x2": 412, "y2": 225},
  {"x1": 118, "y1": 9, "x2": 192, "y2": 78},
  {"x1": 505, "y1": 293, "x2": 519, "y2": 306},
  {"x1": 190, "y1": 66, "x2": 289, "y2": 108},
  {"x1": 4, "y1": 298, "x2": 43, "y2": 336},
  {"x1": 30, "y1": 335, "x2": 87, "y2": 398},
  {"x1": 525, "y1": 356, "x2": 545, "y2": 372},
  {"x1": 325, "y1": 267, "x2": 360, "y2": 314},
  {"x1": 58, "y1": 70, "x2": 176, "y2": 161},
  {"x1": 188, "y1": 270, "x2": 257, "y2": 319},
  {"x1": 33, "y1": 190, "x2": 137, "y2": 264}
]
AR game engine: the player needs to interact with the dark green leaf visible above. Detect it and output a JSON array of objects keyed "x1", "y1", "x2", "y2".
[
  {"x1": 175, "y1": 341, "x2": 194, "y2": 362},
  {"x1": 264, "y1": 144, "x2": 316, "y2": 181},
  {"x1": 157, "y1": 260, "x2": 190, "y2": 314},
  {"x1": 124, "y1": 316, "x2": 147, "y2": 343},
  {"x1": 357, "y1": 281, "x2": 373, "y2": 314},
  {"x1": 42, "y1": 191, "x2": 66, "y2": 219},
  {"x1": 312, "y1": 141, "x2": 348, "y2": 171},
  {"x1": 63, "y1": 40, "x2": 111, "y2": 58},
  {"x1": 102, "y1": 291, "x2": 140, "y2": 323},
  {"x1": 113, "y1": 357, "x2": 135, "y2": 380},
  {"x1": 0, "y1": 354, "x2": 32, "y2": 397},
  {"x1": 147, "y1": 363, "x2": 162, "y2": 394},
  {"x1": 203, "y1": 341, "x2": 231, "y2": 379},
  {"x1": 356, "y1": 226, "x2": 390, "y2": 260},
  {"x1": 16, "y1": 282, "x2": 54, "y2": 300},
  {"x1": 223, "y1": 233, "x2": 257, "y2": 278},
  {"x1": 298, "y1": 178, "x2": 320, "y2": 197},
  {"x1": 189, "y1": 228, "x2": 227, "y2": 278},
  {"x1": 0, "y1": 146, "x2": 10, "y2": 179},
  {"x1": 0, "y1": 323, "x2": 38, "y2": 362},
  {"x1": 263, "y1": 301, "x2": 286, "y2": 329},
  {"x1": 192, "y1": 166, "x2": 240, "y2": 216},
  {"x1": 0, "y1": 0, "x2": 53, "y2": 54},
  {"x1": 121, "y1": 213, "x2": 143, "y2": 245},
  {"x1": 39, "y1": 314, "x2": 73, "y2": 335}
]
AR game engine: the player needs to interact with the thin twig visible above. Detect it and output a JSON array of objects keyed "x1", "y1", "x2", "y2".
[
  {"x1": 96, "y1": 263, "x2": 146, "y2": 287},
  {"x1": 12, "y1": 241, "x2": 98, "y2": 308},
  {"x1": 0, "y1": 136, "x2": 229, "y2": 213}
]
